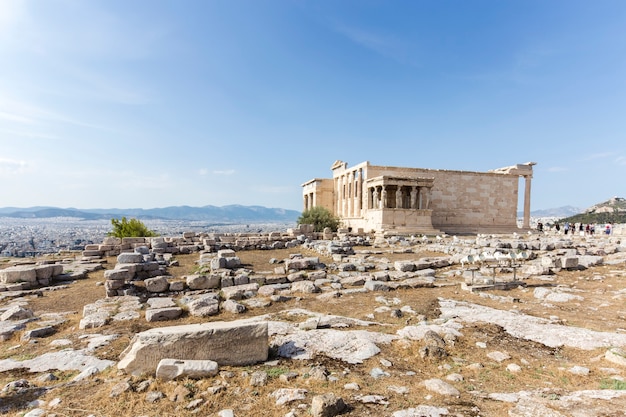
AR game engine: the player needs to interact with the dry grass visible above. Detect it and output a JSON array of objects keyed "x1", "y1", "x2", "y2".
[{"x1": 1, "y1": 247, "x2": 625, "y2": 416}]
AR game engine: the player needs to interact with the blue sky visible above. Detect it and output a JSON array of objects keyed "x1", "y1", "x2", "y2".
[{"x1": 1, "y1": 0, "x2": 625, "y2": 212}]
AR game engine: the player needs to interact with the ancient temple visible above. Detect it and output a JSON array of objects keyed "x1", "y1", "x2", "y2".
[{"x1": 302, "y1": 160, "x2": 535, "y2": 235}]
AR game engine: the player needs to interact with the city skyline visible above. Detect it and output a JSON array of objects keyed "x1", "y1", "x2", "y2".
[{"x1": 1, "y1": 0, "x2": 625, "y2": 212}]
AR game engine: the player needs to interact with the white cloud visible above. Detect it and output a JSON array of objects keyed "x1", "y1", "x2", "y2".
[
  {"x1": 197, "y1": 168, "x2": 209, "y2": 176},
  {"x1": 0, "y1": 157, "x2": 28, "y2": 176},
  {"x1": 0, "y1": 110, "x2": 35, "y2": 124},
  {"x1": 584, "y1": 152, "x2": 615, "y2": 160},
  {"x1": 333, "y1": 23, "x2": 417, "y2": 67},
  {"x1": 615, "y1": 156, "x2": 626, "y2": 166},
  {"x1": 213, "y1": 169, "x2": 236, "y2": 176}
]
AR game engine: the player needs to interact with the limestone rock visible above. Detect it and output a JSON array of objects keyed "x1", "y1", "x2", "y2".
[
  {"x1": 104, "y1": 269, "x2": 132, "y2": 281},
  {"x1": 0, "y1": 265, "x2": 37, "y2": 284},
  {"x1": 269, "y1": 388, "x2": 307, "y2": 406},
  {"x1": 605, "y1": 347, "x2": 626, "y2": 367},
  {"x1": 422, "y1": 378, "x2": 460, "y2": 396},
  {"x1": 291, "y1": 280, "x2": 320, "y2": 294},
  {"x1": 156, "y1": 358, "x2": 219, "y2": 381},
  {"x1": 310, "y1": 392, "x2": 347, "y2": 417},
  {"x1": 186, "y1": 274, "x2": 220, "y2": 290},
  {"x1": 1, "y1": 306, "x2": 34, "y2": 321},
  {"x1": 222, "y1": 299, "x2": 246, "y2": 314},
  {"x1": 391, "y1": 405, "x2": 450, "y2": 417},
  {"x1": 186, "y1": 295, "x2": 220, "y2": 317},
  {"x1": 273, "y1": 328, "x2": 397, "y2": 364},
  {"x1": 221, "y1": 283, "x2": 259, "y2": 300},
  {"x1": 145, "y1": 307, "x2": 183, "y2": 322},
  {"x1": 118, "y1": 320, "x2": 268, "y2": 376},
  {"x1": 144, "y1": 276, "x2": 170, "y2": 293},
  {"x1": 117, "y1": 253, "x2": 144, "y2": 264},
  {"x1": 249, "y1": 370, "x2": 268, "y2": 386}
]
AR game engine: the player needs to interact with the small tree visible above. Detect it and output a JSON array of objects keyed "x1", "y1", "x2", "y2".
[
  {"x1": 297, "y1": 206, "x2": 340, "y2": 232},
  {"x1": 108, "y1": 217, "x2": 157, "y2": 238}
]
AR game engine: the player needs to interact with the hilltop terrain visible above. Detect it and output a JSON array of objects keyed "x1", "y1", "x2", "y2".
[
  {"x1": 1, "y1": 230, "x2": 626, "y2": 416},
  {"x1": 558, "y1": 197, "x2": 626, "y2": 225}
]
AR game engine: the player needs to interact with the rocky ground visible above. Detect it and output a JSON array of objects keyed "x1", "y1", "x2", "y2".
[{"x1": 1, "y1": 232, "x2": 626, "y2": 417}]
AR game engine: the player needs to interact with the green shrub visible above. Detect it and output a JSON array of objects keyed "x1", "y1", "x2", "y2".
[
  {"x1": 107, "y1": 217, "x2": 157, "y2": 238},
  {"x1": 297, "y1": 206, "x2": 340, "y2": 232}
]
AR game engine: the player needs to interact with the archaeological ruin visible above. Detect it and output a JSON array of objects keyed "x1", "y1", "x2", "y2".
[{"x1": 302, "y1": 160, "x2": 536, "y2": 236}]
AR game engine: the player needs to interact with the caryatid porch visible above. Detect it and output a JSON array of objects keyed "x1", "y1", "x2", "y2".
[{"x1": 341, "y1": 176, "x2": 440, "y2": 235}]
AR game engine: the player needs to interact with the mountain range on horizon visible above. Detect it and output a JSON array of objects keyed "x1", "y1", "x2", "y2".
[
  {"x1": 0, "y1": 205, "x2": 301, "y2": 223},
  {"x1": 0, "y1": 198, "x2": 621, "y2": 222}
]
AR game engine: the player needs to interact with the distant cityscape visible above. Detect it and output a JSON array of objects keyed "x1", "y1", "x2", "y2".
[
  {"x1": 0, "y1": 217, "x2": 296, "y2": 257},
  {"x1": 0, "y1": 204, "x2": 593, "y2": 258}
]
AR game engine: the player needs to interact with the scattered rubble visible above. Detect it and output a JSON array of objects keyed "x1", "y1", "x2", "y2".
[{"x1": 1, "y1": 228, "x2": 626, "y2": 416}]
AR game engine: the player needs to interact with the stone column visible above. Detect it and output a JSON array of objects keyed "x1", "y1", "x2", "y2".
[
  {"x1": 417, "y1": 188, "x2": 423, "y2": 209},
  {"x1": 381, "y1": 186, "x2": 388, "y2": 208},
  {"x1": 523, "y1": 175, "x2": 532, "y2": 229},
  {"x1": 372, "y1": 187, "x2": 379, "y2": 209},
  {"x1": 335, "y1": 178, "x2": 342, "y2": 217},
  {"x1": 355, "y1": 171, "x2": 361, "y2": 215},
  {"x1": 395, "y1": 187, "x2": 403, "y2": 209},
  {"x1": 410, "y1": 187, "x2": 417, "y2": 209},
  {"x1": 341, "y1": 175, "x2": 347, "y2": 217},
  {"x1": 347, "y1": 172, "x2": 354, "y2": 217}
]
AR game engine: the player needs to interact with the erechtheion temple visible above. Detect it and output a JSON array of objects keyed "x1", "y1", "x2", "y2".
[{"x1": 302, "y1": 160, "x2": 536, "y2": 235}]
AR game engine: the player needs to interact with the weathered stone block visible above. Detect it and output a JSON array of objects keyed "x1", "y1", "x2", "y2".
[
  {"x1": 285, "y1": 257, "x2": 320, "y2": 271},
  {"x1": 217, "y1": 249, "x2": 236, "y2": 258},
  {"x1": 145, "y1": 307, "x2": 183, "y2": 322},
  {"x1": 291, "y1": 281, "x2": 320, "y2": 294},
  {"x1": 557, "y1": 256, "x2": 578, "y2": 269},
  {"x1": 186, "y1": 274, "x2": 220, "y2": 290},
  {"x1": 117, "y1": 253, "x2": 144, "y2": 264},
  {"x1": 104, "y1": 269, "x2": 132, "y2": 281},
  {"x1": 34, "y1": 265, "x2": 56, "y2": 280},
  {"x1": 186, "y1": 295, "x2": 220, "y2": 317},
  {"x1": 224, "y1": 257, "x2": 241, "y2": 269},
  {"x1": 394, "y1": 261, "x2": 416, "y2": 272},
  {"x1": 118, "y1": 320, "x2": 268, "y2": 375},
  {"x1": 222, "y1": 299, "x2": 246, "y2": 313},
  {"x1": 233, "y1": 274, "x2": 250, "y2": 286},
  {"x1": 221, "y1": 283, "x2": 259, "y2": 300},
  {"x1": 364, "y1": 280, "x2": 390, "y2": 291},
  {"x1": 22, "y1": 325, "x2": 55, "y2": 341},
  {"x1": 105, "y1": 279, "x2": 125, "y2": 291},
  {"x1": 103, "y1": 237, "x2": 121, "y2": 245},
  {"x1": 169, "y1": 281, "x2": 185, "y2": 291},
  {"x1": 156, "y1": 358, "x2": 219, "y2": 381},
  {"x1": 210, "y1": 257, "x2": 227, "y2": 270},
  {"x1": 0, "y1": 266, "x2": 37, "y2": 284},
  {"x1": 122, "y1": 237, "x2": 146, "y2": 245},
  {"x1": 1, "y1": 306, "x2": 34, "y2": 321},
  {"x1": 145, "y1": 276, "x2": 170, "y2": 293},
  {"x1": 287, "y1": 271, "x2": 307, "y2": 282}
]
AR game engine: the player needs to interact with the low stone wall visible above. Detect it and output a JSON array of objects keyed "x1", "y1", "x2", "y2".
[
  {"x1": 82, "y1": 227, "x2": 319, "y2": 260},
  {"x1": 0, "y1": 263, "x2": 64, "y2": 291}
]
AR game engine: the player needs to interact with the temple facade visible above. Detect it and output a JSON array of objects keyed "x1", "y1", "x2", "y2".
[{"x1": 302, "y1": 160, "x2": 535, "y2": 235}]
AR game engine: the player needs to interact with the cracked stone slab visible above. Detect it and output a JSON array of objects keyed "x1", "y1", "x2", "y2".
[
  {"x1": 0, "y1": 349, "x2": 114, "y2": 373},
  {"x1": 438, "y1": 299, "x2": 626, "y2": 350}
]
